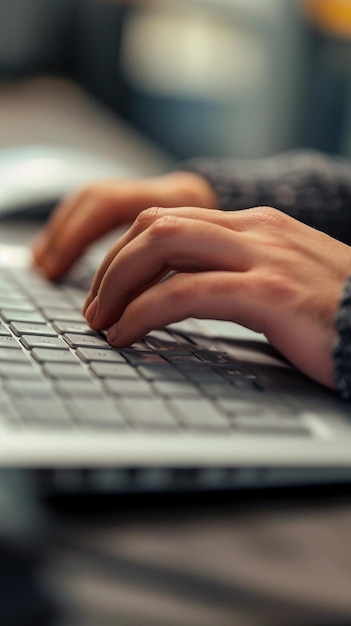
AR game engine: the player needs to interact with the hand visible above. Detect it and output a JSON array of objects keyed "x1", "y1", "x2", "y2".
[
  {"x1": 83, "y1": 205, "x2": 351, "y2": 389},
  {"x1": 31, "y1": 171, "x2": 217, "y2": 280}
]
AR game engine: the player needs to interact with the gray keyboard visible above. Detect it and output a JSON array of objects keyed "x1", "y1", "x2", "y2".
[{"x1": 0, "y1": 266, "x2": 309, "y2": 436}]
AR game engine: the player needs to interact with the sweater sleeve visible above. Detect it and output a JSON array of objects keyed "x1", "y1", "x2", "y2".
[
  {"x1": 181, "y1": 150, "x2": 351, "y2": 245},
  {"x1": 182, "y1": 149, "x2": 351, "y2": 398},
  {"x1": 334, "y1": 276, "x2": 351, "y2": 399}
]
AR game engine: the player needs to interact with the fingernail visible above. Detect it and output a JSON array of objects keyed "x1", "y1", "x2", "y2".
[
  {"x1": 31, "y1": 233, "x2": 46, "y2": 261},
  {"x1": 85, "y1": 296, "x2": 98, "y2": 325},
  {"x1": 107, "y1": 323, "x2": 120, "y2": 345},
  {"x1": 82, "y1": 291, "x2": 93, "y2": 315}
]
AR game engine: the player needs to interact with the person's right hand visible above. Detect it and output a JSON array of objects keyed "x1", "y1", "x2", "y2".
[
  {"x1": 83, "y1": 205, "x2": 351, "y2": 390},
  {"x1": 32, "y1": 171, "x2": 218, "y2": 281}
]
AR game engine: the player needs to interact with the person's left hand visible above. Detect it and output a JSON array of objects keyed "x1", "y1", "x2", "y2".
[{"x1": 83, "y1": 205, "x2": 351, "y2": 389}]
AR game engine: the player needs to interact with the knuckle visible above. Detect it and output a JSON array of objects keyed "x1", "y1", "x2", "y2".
[
  {"x1": 147, "y1": 214, "x2": 182, "y2": 240},
  {"x1": 135, "y1": 206, "x2": 166, "y2": 228},
  {"x1": 134, "y1": 207, "x2": 176, "y2": 240},
  {"x1": 133, "y1": 208, "x2": 182, "y2": 243},
  {"x1": 252, "y1": 205, "x2": 289, "y2": 227},
  {"x1": 255, "y1": 269, "x2": 296, "y2": 302}
]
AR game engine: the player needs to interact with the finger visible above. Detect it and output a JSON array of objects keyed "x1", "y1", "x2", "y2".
[
  {"x1": 32, "y1": 183, "x2": 128, "y2": 280},
  {"x1": 84, "y1": 205, "x2": 247, "y2": 311},
  {"x1": 33, "y1": 175, "x2": 197, "y2": 281},
  {"x1": 86, "y1": 215, "x2": 254, "y2": 330},
  {"x1": 105, "y1": 270, "x2": 265, "y2": 347},
  {"x1": 105, "y1": 270, "x2": 336, "y2": 389},
  {"x1": 32, "y1": 190, "x2": 99, "y2": 280},
  {"x1": 33, "y1": 180, "x2": 143, "y2": 278},
  {"x1": 32, "y1": 192, "x2": 78, "y2": 264}
]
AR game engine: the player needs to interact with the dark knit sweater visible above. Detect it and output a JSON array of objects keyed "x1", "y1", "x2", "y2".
[{"x1": 182, "y1": 150, "x2": 351, "y2": 397}]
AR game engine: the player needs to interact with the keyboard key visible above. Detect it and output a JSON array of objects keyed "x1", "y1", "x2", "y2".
[
  {"x1": 14, "y1": 397, "x2": 72, "y2": 427},
  {"x1": 20, "y1": 335, "x2": 66, "y2": 349},
  {"x1": 0, "y1": 323, "x2": 11, "y2": 336},
  {"x1": 62, "y1": 333, "x2": 111, "y2": 349},
  {"x1": 42, "y1": 308, "x2": 84, "y2": 322},
  {"x1": 145, "y1": 331, "x2": 191, "y2": 353},
  {"x1": 164, "y1": 353, "x2": 202, "y2": 366},
  {"x1": 0, "y1": 290, "x2": 28, "y2": 302},
  {"x1": 194, "y1": 350, "x2": 237, "y2": 365},
  {"x1": 199, "y1": 382, "x2": 239, "y2": 398},
  {"x1": 89, "y1": 362, "x2": 139, "y2": 379},
  {"x1": 31, "y1": 348, "x2": 78, "y2": 363},
  {"x1": 180, "y1": 366, "x2": 223, "y2": 383},
  {"x1": 9, "y1": 322, "x2": 57, "y2": 336},
  {"x1": 103, "y1": 378, "x2": 152, "y2": 397},
  {"x1": 122, "y1": 352, "x2": 168, "y2": 366},
  {"x1": 120, "y1": 397, "x2": 179, "y2": 430},
  {"x1": 67, "y1": 398, "x2": 126, "y2": 428},
  {"x1": 33, "y1": 294, "x2": 75, "y2": 307},
  {"x1": 229, "y1": 378, "x2": 263, "y2": 391},
  {"x1": 54, "y1": 379, "x2": 104, "y2": 398},
  {"x1": 0, "y1": 347, "x2": 29, "y2": 362},
  {"x1": 0, "y1": 362, "x2": 42, "y2": 380},
  {"x1": 4, "y1": 380, "x2": 54, "y2": 399},
  {"x1": 137, "y1": 365, "x2": 186, "y2": 381},
  {"x1": 42, "y1": 362, "x2": 91, "y2": 379},
  {"x1": 214, "y1": 364, "x2": 256, "y2": 380},
  {"x1": 169, "y1": 398, "x2": 230, "y2": 432},
  {"x1": 1, "y1": 309, "x2": 46, "y2": 323},
  {"x1": 0, "y1": 336, "x2": 21, "y2": 348},
  {"x1": 76, "y1": 347, "x2": 126, "y2": 363},
  {"x1": 0, "y1": 301, "x2": 34, "y2": 311},
  {"x1": 152, "y1": 380, "x2": 201, "y2": 398},
  {"x1": 53, "y1": 321, "x2": 98, "y2": 335},
  {"x1": 118, "y1": 340, "x2": 151, "y2": 352}
]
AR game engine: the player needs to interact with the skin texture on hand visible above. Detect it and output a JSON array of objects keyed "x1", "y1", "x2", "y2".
[
  {"x1": 32, "y1": 171, "x2": 218, "y2": 280},
  {"x1": 82, "y1": 205, "x2": 351, "y2": 390}
]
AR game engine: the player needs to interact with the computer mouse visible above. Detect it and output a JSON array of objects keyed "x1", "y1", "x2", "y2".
[{"x1": 0, "y1": 144, "x2": 132, "y2": 218}]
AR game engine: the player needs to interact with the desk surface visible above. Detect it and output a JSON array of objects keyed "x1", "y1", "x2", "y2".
[{"x1": 36, "y1": 486, "x2": 351, "y2": 626}]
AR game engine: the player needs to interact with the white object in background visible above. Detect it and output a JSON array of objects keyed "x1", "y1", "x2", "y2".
[{"x1": 0, "y1": 144, "x2": 131, "y2": 216}]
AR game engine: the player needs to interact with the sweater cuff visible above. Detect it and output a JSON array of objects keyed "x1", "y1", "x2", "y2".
[{"x1": 334, "y1": 276, "x2": 351, "y2": 398}]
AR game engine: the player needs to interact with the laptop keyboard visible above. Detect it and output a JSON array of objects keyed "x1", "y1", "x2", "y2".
[{"x1": 0, "y1": 266, "x2": 310, "y2": 436}]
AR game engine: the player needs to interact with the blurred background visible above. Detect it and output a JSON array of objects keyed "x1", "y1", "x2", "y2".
[
  {"x1": 1, "y1": 0, "x2": 351, "y2": 171},
  {"x1": 2, "y1": 3, "x2": 351, "y2": 624}
]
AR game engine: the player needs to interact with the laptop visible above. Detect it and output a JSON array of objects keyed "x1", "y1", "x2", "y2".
[{"x1": 1, "y1": 228, "x2": 351, "y2": 498}]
